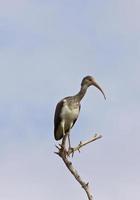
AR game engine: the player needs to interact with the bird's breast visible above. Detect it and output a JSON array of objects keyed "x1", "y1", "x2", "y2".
[{"x1": 60, "y1": 102, "x2": 79, "y2": 122}]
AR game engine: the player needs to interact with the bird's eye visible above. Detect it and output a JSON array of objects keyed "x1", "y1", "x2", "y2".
[{"x1": 90, "y1": 78, "x2": 92, "y2": 81}]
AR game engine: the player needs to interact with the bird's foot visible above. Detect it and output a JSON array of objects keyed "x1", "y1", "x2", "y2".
[
  {"x1": 68, "y1": 147, "x2": 75, "y2": 157},
  {"x1": 55, "y1": 143, "x2": 69, "y2": 157}
]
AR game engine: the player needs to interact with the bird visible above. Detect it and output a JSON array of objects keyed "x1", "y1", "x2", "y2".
[{"x1": 54, "y1": 75, "x2": 106, "y2": 149}]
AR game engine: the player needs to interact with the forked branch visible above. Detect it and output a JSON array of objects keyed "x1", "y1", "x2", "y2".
[
  {"x1": 68, "y1": 134, "x2": 102, "y2": 156},
  {"x1": 55, "y1": 133, "x2": 102, "y2": 200}
]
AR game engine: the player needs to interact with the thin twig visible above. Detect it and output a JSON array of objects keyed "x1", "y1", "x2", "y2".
[{"x1": 68, "y1": 134, "x2": 102, "y2": 156}]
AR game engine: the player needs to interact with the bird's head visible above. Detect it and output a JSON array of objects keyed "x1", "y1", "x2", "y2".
[{"x1": 81, "y1": 75, "x2": 106, "y2": 100}]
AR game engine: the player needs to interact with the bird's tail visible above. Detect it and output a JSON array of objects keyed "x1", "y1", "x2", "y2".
[{"x1": 54, "y1": 126, "x2": 63, "y2": 140}]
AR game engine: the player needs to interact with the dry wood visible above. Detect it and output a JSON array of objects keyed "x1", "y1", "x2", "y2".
[{"x1": 55, "y1": 133, "x2": 102, "y2": 200}]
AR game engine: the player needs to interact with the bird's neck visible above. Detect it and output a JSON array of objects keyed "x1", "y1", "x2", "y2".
[{"x1": 75, "y1": 85, "x2": 88, "y2": 101}]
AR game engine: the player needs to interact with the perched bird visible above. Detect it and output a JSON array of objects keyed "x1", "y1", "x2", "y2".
[{"x1": 54, "y1": 75, "x2": 106, "y2": 148}]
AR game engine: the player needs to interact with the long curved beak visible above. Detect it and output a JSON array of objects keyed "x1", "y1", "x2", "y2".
[{"x1": 92, "y1": 81, "x2": 106, "y2": 100}]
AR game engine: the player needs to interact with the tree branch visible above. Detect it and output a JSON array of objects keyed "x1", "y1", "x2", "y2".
[
  {"x1": 55, "y1": 133, "x2": 102, "y2": 200},
  {"x1": 68, "y1": 134, "x2": 102, "y2": 156}
]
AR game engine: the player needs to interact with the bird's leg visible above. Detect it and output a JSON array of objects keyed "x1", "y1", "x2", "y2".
[
  {"x1": 61, "y1": 122, "x2": 74, "y2": 157},
  {"x1": 68, "y1": 122, "x2": 74, "y2": 150},
  {"x1": 67, "y1": 129, "x2": 75, "y2": 157},
  {"x1": 62, "y1": 121, "x2": 70, "y2": 150},
  {"x1": 68, "y1": 133, "x2": 71, "y2": 150},
  {"x1": 58, "y1": 122, "x2": 69, "y2": 157}
]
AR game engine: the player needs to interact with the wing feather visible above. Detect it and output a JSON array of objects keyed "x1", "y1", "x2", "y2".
[
  {"x1": 54, "y1": 100, "x2": 64, "y2": 140},
  {"x1": 71, "y1": 104, "x2": 81, "y2": 129}
]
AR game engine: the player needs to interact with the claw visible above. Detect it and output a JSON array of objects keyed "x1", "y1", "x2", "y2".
[
  {"x1": 55, "y1": 145, "x2": 60, "y2": 150},
  {"x1": 67, "y1": 147, "x2": 75, "y2": 157},
  {"x1": 55, "y1": 143, "x2": 67, "y2": 157},
  {"x1": 54, "y1": 151, "x2": 60, "y2": 155}
]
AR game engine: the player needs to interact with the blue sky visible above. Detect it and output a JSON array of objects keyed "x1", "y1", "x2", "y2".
[{"x1": 0, "y1": 0, "x2": 140, "y2": 200}]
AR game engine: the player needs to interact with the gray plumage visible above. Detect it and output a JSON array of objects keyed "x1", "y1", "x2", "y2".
[{"x1": 54, "y1": 76, "x2": 106, "y2": 141}]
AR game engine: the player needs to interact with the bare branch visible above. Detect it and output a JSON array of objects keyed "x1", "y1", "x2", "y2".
[
  {"x1": 68, "y1": 134, "x2": 102, "y2": 156},
  {"x1": 59, "y1": 150, "x2": 93, "y2": 200},
  {"x1": 55, "y1": 133, "x2": 102, "y2": 200}
]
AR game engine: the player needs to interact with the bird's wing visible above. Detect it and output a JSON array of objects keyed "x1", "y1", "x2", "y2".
[
  {"x1": 54, "y1": 100, "x2": 64, "y2": 140},
  {"x1": 71, "y1": 103, "x2": 81, "y2": 129}
]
